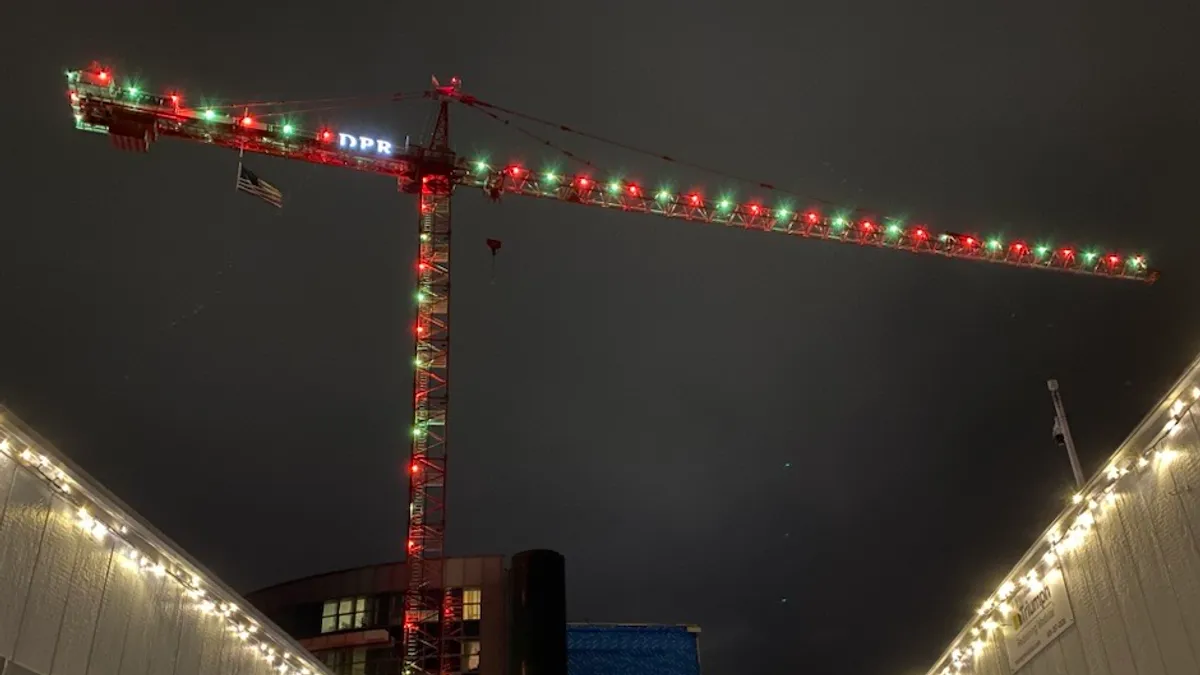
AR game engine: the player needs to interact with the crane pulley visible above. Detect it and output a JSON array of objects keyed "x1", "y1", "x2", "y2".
[{"x1": 62, "y1": 61, "x2": 1157, "y2": 675}]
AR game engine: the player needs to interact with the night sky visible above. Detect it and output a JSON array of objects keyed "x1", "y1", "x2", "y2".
[{"x1": 4, "y1": 1, "x2": 1200, "y2": 673}]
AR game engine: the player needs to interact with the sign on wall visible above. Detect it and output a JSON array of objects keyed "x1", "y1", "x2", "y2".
[{"x1": 1003, "y1": 569, "x2": 1075, "y2": 671}]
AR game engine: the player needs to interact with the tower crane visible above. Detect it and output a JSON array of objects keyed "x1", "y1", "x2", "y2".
[{"x1": 62, "y1": 62, "x2": 1156, "y2": 675}]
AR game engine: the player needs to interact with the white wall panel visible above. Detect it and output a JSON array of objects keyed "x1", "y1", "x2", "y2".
[
  {"x1": 14, "y1": 498, "x2": 82, "y2": 674},
  {"x1": 0, "y1": 410, "x2": 331, "y2": 675},
  {"x1": 926, "y1": 369, "x2": 1200, "y2": 675},
  {"x1": 50, "y1": 537, "x2": 113, "y2": 675},
  {"x1": 0, "y1": 469, "x2": 54, "y2": 656}
]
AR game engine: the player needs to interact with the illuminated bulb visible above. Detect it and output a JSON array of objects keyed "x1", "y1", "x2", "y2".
[
  {"x1": 1193, "y1": 386, "x2": 1200, "y2": 400},
  {"x1": 1027, "y1": 578, "x2": 1044, "y2": 593},
  {"x1": 1138, "y1": 456, "x2": 1150, "y2": 468},
  {"x1": 0, "y1": 439, "x2": 7, "y2": 451},
  {"x1": 98, "y1": 71, "x2": 109, "y2": 82},
  {"x1": 982, "y1": 619, "x2": 999, "y2": 633},
  {"x1": 1105, "y1": 492, "x2": 1117, "y2": 506},
  {"x1": 608, "y1": 181, "x2": 621, "y2": 193},
  {"x1": 971, "y1": 627, "x2": 981, "y2": 637},
  {"x1": 976, "y1": 600, "x2": 994, "y2": 615},
  {"x1": 281, "y1": 124, "x2": 294, "y2": 135},
  {"x1": 972, "y1": 639, "x2": 985, "y2": 654},
  {"x1": 1044, "y1": 550, "x2": 1058, "y2": 566},
  {"x1": 1107, "y1": 466, "x2": 1120, "y2": 481},
  {"x1": 987, "y1": 239, "x2": 1001, "y2": 249},
  {"x1": 832, "y1": 216, "x2": 847, "y2": 228},
  {"x1": 1087, "y1": 499, "x2": 1099, "y2": 511},
  {"x1": 997, "y1": 602, "x2": 1012, "y2": 615},
  {"x1": 776, "y1": 208, "x2": 790, "y2": 219},
  {"x1": 749, "y1": 205, "x2": 761, "y2": 215},
  {"x1": 127, "y1": 86, "x2": 140, "y2": 97},
  {"x1": 241, "y1": 115, "x2": 253, "y2": 126},
  {"x1": 689, "y1": 194, "x2": 701, "y2": 206},
  {"x1": 656, "y1": 190, "x2": 671, "y2": 201},
  {"x1": 577, "y1": 177, "x2": 591, "y2": 187},
  {"x1": 70, "y1": 92, "x2": 80, "y2": 103},
  {"x1": 997, "y1": 582, "x2": 1015, "y2": 600},
  {"x1": 203, "y1": 109, "x2": 216, "y2": 121},
  {"x1": 544, "y1": 172, "x2": 558, "y2": 183},
  {"x1": 1071, "y1": 493, "x2": 1083, "y2": 504},
  {"x1": 627, "y1": 185, "x2": 639, "y2": 196},
  {"x1": 509, "y1": 166, "x2": 523, "y2": 177},
  {"x1": 1171, "y1": 400, "x2": 1185, "y2": 416},
  {"x1": 1156, "y1": 448, "x2": 1180, "y2": 466},
  {"x1": 718, "y1": 199, "x2": 732, "y2": 210},
  {"x1": 1077, "y1": 511, "x2": 1095, "y2": 528}
]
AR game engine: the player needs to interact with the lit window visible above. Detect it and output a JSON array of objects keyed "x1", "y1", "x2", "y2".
[
  {"x1": 321, "y1": 596, "x2": 373, "y2": 633},
  {"x1": 463, "y1": 640, "x2": 481, "y2": 672},
  {"x1": 463, "y1": 588, "x2": 482, "y2": 621}
]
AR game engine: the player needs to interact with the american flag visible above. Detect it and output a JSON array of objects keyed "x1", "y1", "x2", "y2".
[{"x1": 235, "y1": 163, "x2": 283, "y2": 208}]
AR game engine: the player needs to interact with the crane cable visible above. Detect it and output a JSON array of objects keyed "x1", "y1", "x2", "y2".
[
  {"x1": 459, "y1": 97, "x2": 838, "y2": 207},
  {"x1": 461, "y1": 104, "x2": 598, "y2": 170}
]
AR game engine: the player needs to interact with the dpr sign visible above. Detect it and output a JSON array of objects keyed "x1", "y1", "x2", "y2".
[{"x1": 338, "y1": 133, "x2": 393, "y2": 155}]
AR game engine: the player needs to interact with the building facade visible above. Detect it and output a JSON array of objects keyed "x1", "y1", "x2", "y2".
[{"x1": 246, "y1": 558, "x2": 506, "y2": 675}]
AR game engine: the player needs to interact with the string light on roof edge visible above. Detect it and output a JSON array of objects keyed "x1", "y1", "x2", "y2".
[
  {"x1": 927, "y1": 383, "x2": 1197, "y2": 675},
  {"x1": 0, "y1": 428, "x2": 326, "y2": 675}
]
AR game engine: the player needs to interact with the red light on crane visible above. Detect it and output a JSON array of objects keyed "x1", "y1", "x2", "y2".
[
  {"x1": 1012, "y1": 242, "x2": 1026, "y2": 252},
  {"x1": 418, "y1": 262, "x2": 429, "y2": 271},
  {"x1": 411, "y1": 463, "x2": 420, "y2": 473},
  {"x1": 1061, "y1": 248, "x2": 1074, "y2": 257},
  {"x1": 805, "y1": 211, "x2": 820, "y2": 224},
  {"x1": 861, "y1": 220, "x2": 874, "y2": 232},
  {"x1": 319, "y1": 129, "x2": 333, "y2": 142},
  {"x1": 509, "y1": 166, "x2": 523, "y2": 177},
  {"x1": 914, "y1": 227, "x2": 927, "y2": 239},
  {"x1": 689, "y1": 193, "x2": 701, "y2": 206},
  {"x1": 627, "y1": 184, "x2": 640, "y2": 196},
  {"x1": 241, "y1": 115, "x2": 253, "y2": 126},
  {"x1": 170, "y1": 94, "x2": 180, "y2": 106},
  {"x1": 416, "y1": 325, "x2": 426, "y2": 335},
  {"x1": 1108, "y1": 254, "x2": 1120, "y2": 265},
  {"x1": 749, "y1": 204, "x2": 761, "y2": 215},
  {"x1": 98, "y1": 71, "x2": 109, "y2": 82},
  {"x1": 576, "y1": 177, "x2": 590, "y2": 188},
  {"x1": 964, "y1": 236, "x2": 976, "y2": 246}
]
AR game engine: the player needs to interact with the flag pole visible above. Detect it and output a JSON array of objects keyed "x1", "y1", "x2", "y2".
[{"x1": 234, "y1": 108, "x2": 247, "y2": 190}]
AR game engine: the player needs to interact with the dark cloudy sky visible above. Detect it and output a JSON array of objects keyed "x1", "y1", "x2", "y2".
[{"x1": 3, "y1": 1, "x2": 1200, "y2": 673}]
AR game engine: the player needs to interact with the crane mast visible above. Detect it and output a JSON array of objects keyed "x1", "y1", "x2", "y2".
[
  {"x1": 406, "y1": 92, "x2": 458, "y2": 675},
  {"x1": 61, "y1": 62, "x2": 1157, "y2": 675}
]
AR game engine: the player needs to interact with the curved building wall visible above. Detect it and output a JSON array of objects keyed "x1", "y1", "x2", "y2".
[{"x1": 245, "y1": 557, "x2": 505, "y2": 675}]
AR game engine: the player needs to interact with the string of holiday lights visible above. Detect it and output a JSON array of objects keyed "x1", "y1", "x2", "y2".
[
  {"x1": 64, "y1": 65, "x2": 1157, "y2": 283},
  {"x1": 0, "y1": 414, "x2": 329, "y2": 675},
  {"x1": 923, "y1": 379, "x2": 1200, "y2": 675}
]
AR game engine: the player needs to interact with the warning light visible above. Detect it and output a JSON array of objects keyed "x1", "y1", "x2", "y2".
[
  {"x1": 411, "y1": 463, "x2": 420, "y2": 473},
  {"x1": 964, "y1": 237, "x2": 976, "y2": 246},
  {"x1": 98, "y1": 71, "x2": 109, "y2": 82},
  {"x1": 749, "y1": 204, "x2": 761, "y2": 215},
  {"x1": 416, "y1": 325, "x2": 426, "y2": 335},
  {"x1": 69, "y1": 92, "x2": 80, "y2": 103},
  {"x1": 241, "y1": 115, "x2": 253, "y2": 126},
  {"x1": 1061, "y1": 248, "x2": 1074, "y2": 257},
  {"x1": 627, "y1": 184, "x2": 640, "y2": 196},
  {"x1": 689, "y1": 194, "x2": 701, "y2": 206},
  {"x1": 509, "y1": 166, "x2": 523, "y2": 177},
  {"x1": 407, "y1": 539, "x2": 416, "y2": 549},
  {"x1": 805, "y1": 211, "x2": 820, "y2": 224},
  {"x1": 320, "y1": 129, "x2": 333, "y2": 142},
  {"x1": 576, "y1": 177, "x2": 590, "y2": 188},
  {"x1": 861, "y1": 220, "x2": 874, "y2": 232},
  {"x1": 418, "y1": 262, "x2": 429, "y2": 271},
  {"x1": 1013, "y1": 242, "x2": 1026, "y2": 252},
  {"x1": 1108, "y1": 254, "x2": 1120, "y2": 265},
  {"x1": 170, "y1": 94, "x2": 180, "y2": 106},
  {"x1": 914, "y1": 228, "x2": 927, "y2": 239}
]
